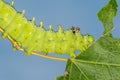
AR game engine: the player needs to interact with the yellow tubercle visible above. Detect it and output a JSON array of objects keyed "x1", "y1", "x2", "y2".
[
  {"x1": 39, "y1": 21, "x2": 43, "y2": 27},
  {"x1": 11, "y1": 0, "x2": 14, "y2": 6},
  {"x1": 32, "y1": 17, "x2": 35, "y2": 23},
  {"x1": 21, "y1": 9, "x2": 25, "y2": 16},
  {"x1": 58, "y1": 25, "x2": 63, "y2": 32},
  {"x1": 49, "y1": 25, "x2": 52, "y2": 30}
]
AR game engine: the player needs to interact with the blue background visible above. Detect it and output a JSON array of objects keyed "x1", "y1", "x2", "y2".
[{"x1": 0, "y1": 0, "x2": 120, "y2": 80}]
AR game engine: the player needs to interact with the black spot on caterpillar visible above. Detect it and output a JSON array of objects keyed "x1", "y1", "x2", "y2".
[
  {"x1": 0, "y1": 0, "x2": 94, "y2": 57},
  {"x1": 71, "y1": 26, "x2": 80, "y2": 34}
]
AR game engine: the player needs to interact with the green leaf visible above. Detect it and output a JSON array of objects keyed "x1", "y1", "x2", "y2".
[
  {"x1": 64, "y1": 34, "x2": 120, "y2": 80},
  {"x1": 57, "y1": 34, "x2": 120, "y2": 80},
  {"x1": 56, "y1": 0, "x2": 119, "y2": 80},
  {"x1": 97, "y1": 0, "x2": 118, "y2": 35}
]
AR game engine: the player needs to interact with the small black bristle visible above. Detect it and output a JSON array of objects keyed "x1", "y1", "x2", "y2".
[{"x1": 73, "y1": 31, "x2": 75, "y2": 34}]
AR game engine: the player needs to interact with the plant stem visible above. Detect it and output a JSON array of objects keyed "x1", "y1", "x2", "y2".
[{"x1": 32, "y1": 52, "x2": 67, "y2": 61}]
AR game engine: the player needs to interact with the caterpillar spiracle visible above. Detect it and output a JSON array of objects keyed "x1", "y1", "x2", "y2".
[{"x1": 0, "y1": 0, "x2": 94, "y2": 58}]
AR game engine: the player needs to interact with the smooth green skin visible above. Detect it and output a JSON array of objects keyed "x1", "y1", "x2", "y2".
[{"x1": 0, "y1": 0, "x2": 94, "y2": 57}]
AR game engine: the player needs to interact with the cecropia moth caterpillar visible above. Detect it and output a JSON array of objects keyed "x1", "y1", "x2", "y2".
[{"x1": 0, "y1": 0, "x2": 94, "y2": 57}]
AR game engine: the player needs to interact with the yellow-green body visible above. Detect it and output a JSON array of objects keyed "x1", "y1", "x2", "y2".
[{"x1": 0, "y1": 0, "x2": 94, "y2": 57}]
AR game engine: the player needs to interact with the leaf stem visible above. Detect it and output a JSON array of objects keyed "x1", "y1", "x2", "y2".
[{"x1": 0, "y1": 27, "x2": 67, "y2": 61}]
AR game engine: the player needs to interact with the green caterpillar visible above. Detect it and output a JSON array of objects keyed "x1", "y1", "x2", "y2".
[{"x1": 0, "y1": 0, "x2": 94, "y2": 57}]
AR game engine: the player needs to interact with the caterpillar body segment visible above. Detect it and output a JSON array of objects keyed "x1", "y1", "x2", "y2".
[{"x1": 0, "y1": 0, "x2": 94, "y2": 57}]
